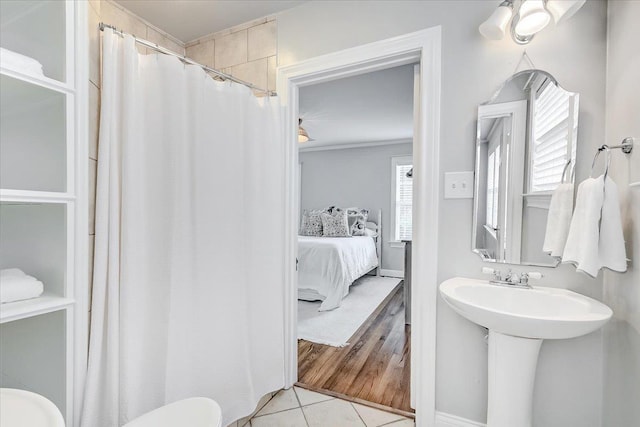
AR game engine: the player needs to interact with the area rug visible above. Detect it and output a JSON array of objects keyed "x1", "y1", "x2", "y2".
[{"x1": 298, "y1": 276, "x2": 402, "y2": 347}]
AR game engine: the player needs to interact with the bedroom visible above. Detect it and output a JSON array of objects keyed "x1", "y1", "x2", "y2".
[{"x1": 295, "y1": 63, "x2": 415, "y2": 414}]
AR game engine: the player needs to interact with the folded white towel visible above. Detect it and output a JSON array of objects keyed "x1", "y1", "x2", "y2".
[
  {"x1": 562, "y1": 175, "x2": 627, "y2": 277},
  {"x1": 0, "y1": 47, "x2": 44, "y2": 77},
  {"x1": 543, "y1": 183, "x2": 574, "y2": 257},
  {"x1": 0, "y1": 268, "x2": 27, "y2": 277},
  {"x1": 599, "y1": 176, "x2": 627, "y2": 273},
  {"x1": 0, "y1": 270, "x2": 44, "y2": 303}
]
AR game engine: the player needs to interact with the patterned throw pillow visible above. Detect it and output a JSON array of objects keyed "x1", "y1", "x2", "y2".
[
  {"x1": 299, "y1": 210, "x2": 323, "y2": 236},
  {"x1": 346, "y1": 208, "x2": 369, "y2": 236},
  {"x1": 321, "y1": 210, "x2": 351, "y2": 237}
]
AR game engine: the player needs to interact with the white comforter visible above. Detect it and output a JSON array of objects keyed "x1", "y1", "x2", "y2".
[{"x1": 297, "y1": 235, "x2": 378, "y2": 311}]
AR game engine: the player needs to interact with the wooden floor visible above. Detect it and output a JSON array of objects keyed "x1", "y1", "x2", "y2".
[{"x1": 298, "y1": 282, "x2": 412, "y2": 413}]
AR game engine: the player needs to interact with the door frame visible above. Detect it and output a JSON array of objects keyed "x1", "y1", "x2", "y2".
[{"x1": 277, "y1": 26, "x2": 442, "y2": 426}]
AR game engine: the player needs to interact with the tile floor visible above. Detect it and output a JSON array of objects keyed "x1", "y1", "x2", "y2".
[{"x1": 244, "y1": 387, "x2": 415, "y2": 427}]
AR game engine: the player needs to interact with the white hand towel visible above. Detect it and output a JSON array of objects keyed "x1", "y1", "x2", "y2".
[
  {"x1": 543, "y1": 183, "x2": 574, "y2": 257},
  {"x1": 0, "y1": 274, "x2": 44, "y2": 304},
  {"x1": 0, "y1": 48, "x2": 44, "y2": 77},
  {"x1": 562, "y1": 177, "x2": 604, "y2": 277},
  {"x1": 599, "y1": 176, "x2": 627, "y2": 273}
]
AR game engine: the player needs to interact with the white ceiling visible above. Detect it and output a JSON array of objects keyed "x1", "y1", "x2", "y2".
[
  {"x1": 113, "y1": 0, "x2": 307, "y2": 43},
  {"x1": 299, "y1": 64, "x2": 415, "y2": 150}
]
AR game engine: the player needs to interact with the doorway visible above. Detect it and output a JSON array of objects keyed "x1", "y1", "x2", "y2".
[
  {"x1": 295, "y1": 63, "x2": 415, "y2": 414},
  {"x1": 278, "y1": 27, "x2": 442, "y2": 426}
]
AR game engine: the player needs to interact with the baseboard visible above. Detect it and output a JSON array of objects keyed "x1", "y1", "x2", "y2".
[
  {"x1": 380, "y1": 269, "x2": 404, "y2": 278},
  {"x1": 435, "y1": 411, "x2": 486, "y2": 427}
]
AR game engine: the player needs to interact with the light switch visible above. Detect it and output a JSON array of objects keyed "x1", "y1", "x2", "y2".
[{"x1": 444, "y1": 171, "x2": 474, "y2": 199}]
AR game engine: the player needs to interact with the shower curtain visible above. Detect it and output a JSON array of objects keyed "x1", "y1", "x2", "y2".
[{"x1": 82, "y1": 29, "x2": 285, "y2": 427}]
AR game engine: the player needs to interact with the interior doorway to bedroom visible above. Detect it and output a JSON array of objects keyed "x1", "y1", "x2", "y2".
[{"x1": 294, "y1": 63, "x2": 417, "y2": 416}]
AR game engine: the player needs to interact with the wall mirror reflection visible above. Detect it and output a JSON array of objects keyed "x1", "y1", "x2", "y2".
[{"x1": 472, "y1": 69, "x2": 579, "y2": 267}]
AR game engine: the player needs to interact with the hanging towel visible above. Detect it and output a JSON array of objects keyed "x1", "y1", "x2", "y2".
[
  {"x1": 562, "y1": 176, "x2": 627, "y2": 277},
  {"x1": 599, "y1": 176, "x2": 627, "y2": 273},
  {"x1": 543, "y1": 183, "x2": 574, "y2": 257},
  {"x1": 0, "y1": 270, "x2": 44, "y2": 304},
  {"x1": 562, "y1": 177, "x2": 604, "y2": 277}
]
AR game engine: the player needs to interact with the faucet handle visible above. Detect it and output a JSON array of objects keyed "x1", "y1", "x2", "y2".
[
  {"x1": 482, "y1": 267, "x2": 502, "y2": 280},
  {"x1": 520, "y1": 271, "x2": 543, "y2": 286},
  {"x1": 526, "y1": 272, "x2": 543, "y2": 280}
]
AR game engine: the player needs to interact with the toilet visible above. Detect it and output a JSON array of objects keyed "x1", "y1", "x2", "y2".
[
  {"x1": 124, "y1": 397, "x2": 222, "y2": 427},
  {"x1": 0, "y1": 388, "x2": 65, "y2": 427}
]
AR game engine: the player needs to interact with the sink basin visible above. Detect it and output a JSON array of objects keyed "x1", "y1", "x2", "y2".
[
  {"x1": 439, "y1": 277, "x2": 612, "y2": 339},
  {"x1": 439, "y1": 277, "x2": 613, "y2": 427},
  {"x1": 0, "y1": 388, "x2": 65, "y2": 427}
]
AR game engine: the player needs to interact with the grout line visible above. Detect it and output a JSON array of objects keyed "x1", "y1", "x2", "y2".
[
  {"x1": 292, "y1": 387, "x2": 311, "y2": 426},
  {"x1": 350, "y1": 402, "x2": 368, "y2": 426}
]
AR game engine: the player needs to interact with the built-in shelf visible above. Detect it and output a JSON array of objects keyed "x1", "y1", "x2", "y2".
[
  {"x1": 0, "y1": 2, "x2": 86, "y2": 424},
  {"x1": 0, "y1": 0, "x2": 67, "y2": 83},
  {"x1": 0, "y1": 294, "x2": 74, "y2": 324},
  {"x1": 0, "y1": 189, "x2": 74, "y2": 204},
  {"x1": 0, "y1": 74, "x2": 68, "y2": 193},
  {"x1": 0, "y1": 67, "x2": 73, "y2": 95}
]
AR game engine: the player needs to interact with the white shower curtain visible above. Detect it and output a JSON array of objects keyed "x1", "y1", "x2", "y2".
[{"x1": 82, "y1": 29, "x2": 286, "y2": 427}]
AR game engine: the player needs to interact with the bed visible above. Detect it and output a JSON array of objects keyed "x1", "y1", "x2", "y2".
[{"x1": 297, "y1": 210, "x2": 382, "y2": 311}]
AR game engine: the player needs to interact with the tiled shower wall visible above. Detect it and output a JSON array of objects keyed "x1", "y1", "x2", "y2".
[{"x1": 185, "y1": 18, "x2": 277, "y2": 93}]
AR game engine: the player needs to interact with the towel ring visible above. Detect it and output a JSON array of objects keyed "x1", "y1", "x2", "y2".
[
  {"x1": 560, "y1": 160, "x2": 575, "y2": 184},
  {"x1": 591, "y1": 145, "x2": 612, "y2": 180}
]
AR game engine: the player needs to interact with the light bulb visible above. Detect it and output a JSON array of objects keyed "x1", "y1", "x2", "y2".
[
  {"x1": 479, "y1": 1, "x2": 514, "y2": 40},
  {"x1": 515, "y1": 0, "x2": 551, "y2": 36},
  {"x1": 546, "y1": 0, "x2": 586, "y2": 24}
]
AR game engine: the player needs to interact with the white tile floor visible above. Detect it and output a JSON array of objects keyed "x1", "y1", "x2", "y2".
[{"x1": 245, "y1": 387, "x2": 415, "y2": 427}]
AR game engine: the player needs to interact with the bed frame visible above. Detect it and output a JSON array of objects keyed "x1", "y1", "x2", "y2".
[{"x1": 365, "y1": 209, "x2": 383, "y2": 276}]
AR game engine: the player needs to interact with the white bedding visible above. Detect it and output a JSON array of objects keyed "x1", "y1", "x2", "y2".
[{"x1": 297, "y1": 235, "x2": 378, "y2": 311}]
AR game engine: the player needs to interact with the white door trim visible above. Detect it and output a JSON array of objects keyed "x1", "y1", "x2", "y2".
[{"x1": 277, "y1": 26, "x2": 442, "y2": 427}]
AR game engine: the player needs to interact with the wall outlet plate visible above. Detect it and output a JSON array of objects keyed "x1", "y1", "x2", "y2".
[{"x1": 444, "y1": 171, "x2": 474, "y2": 199}]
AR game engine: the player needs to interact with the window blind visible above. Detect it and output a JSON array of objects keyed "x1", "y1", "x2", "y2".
[
  {"x1": 530, "y1": 83, "x2": 578, "y2": 192},
  {"x1": 395, "y1": 164, "x2": 413, "y2": 241}
]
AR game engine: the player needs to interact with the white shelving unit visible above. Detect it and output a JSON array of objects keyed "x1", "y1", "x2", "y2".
[{"x1": 0, "y1": 1, "x2": 88, "y2": 426}]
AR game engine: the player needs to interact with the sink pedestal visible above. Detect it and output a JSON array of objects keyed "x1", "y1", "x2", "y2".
[{"x1": 487, "y1": 331, "x2": 542, "y2": 427}]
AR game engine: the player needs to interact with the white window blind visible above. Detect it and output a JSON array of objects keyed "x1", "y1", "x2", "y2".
[
  {"x1": 392, "y1": 159, "x2": 413, "y2": 241},
  {"x1": 530, "y1": 83, "x2": 578, "y2": 192}
]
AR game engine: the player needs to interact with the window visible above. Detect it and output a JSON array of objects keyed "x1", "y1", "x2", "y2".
[
  {"x1": 529, "y1": 81, "x2": 578, "y2": 193},
  {"x1": 391, "y1": 156, "x2": 413, "y2": 242}
]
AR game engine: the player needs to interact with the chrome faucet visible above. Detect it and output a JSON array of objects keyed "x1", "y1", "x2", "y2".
[{"x1": 482, "y1": 267, "x2": 542, "y2": 289}]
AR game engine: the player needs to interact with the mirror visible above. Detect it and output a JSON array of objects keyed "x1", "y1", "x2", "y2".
[{"x1": 472, "y1": 69, "x2": 579, "y2": 267}]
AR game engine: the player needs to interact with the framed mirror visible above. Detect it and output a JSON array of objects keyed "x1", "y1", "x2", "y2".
[{"x1": 472, "y1": 69, "x2": 579, "y2": 267}]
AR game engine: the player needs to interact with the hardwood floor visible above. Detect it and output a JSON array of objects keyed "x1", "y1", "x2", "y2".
[{"x1": 297, "y1": 282, "x2": 413, "y2": 413}]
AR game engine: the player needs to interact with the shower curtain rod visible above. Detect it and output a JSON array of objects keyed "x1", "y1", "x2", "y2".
[{"x1": 99, "y1": 23, "x2": 276, "y2": 96}]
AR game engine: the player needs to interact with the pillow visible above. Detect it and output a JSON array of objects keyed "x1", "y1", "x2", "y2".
[
  {"x1": 346, "y1": 208, "x2": 369, "y2": 236},
  {"x1": 299, "y1": 210, "x2": 323, "y2": 236},
  {"x1": 321, "y1": 210, "x2": 351, "y2": 237}
]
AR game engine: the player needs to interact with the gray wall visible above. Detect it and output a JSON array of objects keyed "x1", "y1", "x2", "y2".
[
  {"x1": 299, "y1": 143, "x2": 412, "y2": 272},
  {"x1": 603, "y1": 2, "x2": 640, "y2": 426},
  {"x1": 278, "y1": 1, "x2": 608, "y2": 425}
]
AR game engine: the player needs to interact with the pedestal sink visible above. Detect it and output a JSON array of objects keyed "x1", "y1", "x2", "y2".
[{"x1": 439, "y1": 277, "x2": 613, "y2": 427}]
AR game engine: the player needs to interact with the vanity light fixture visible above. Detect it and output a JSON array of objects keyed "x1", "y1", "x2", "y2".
[
  {"x1": 514, "y1": 0, "x2": 551, "y2": 36},
  {"x1": 298, "y1": 118, "x2": 310, "y2": 143},
  {"x1": 479, "y1": 0, "x2": 514, "y2": 40},
  {"x1": 480, "y1": 0, "x2": 586, "y2": 45}
]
